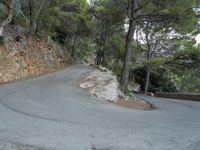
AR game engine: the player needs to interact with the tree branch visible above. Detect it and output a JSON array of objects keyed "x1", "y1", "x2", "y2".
[
  {"x1": 0, "y1": 0, "x2": 11, "y2": 10},
  {"x1": 135, "y1": 13, "x2": 179, "y2": 23},
  {"x1": 0, "y1": 0, "x2": 13, "y2": 36}
]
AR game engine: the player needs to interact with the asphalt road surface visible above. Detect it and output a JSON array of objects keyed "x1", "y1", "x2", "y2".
[{"x1": 0, "y1": 64, "x2": 200, "y2": 150}]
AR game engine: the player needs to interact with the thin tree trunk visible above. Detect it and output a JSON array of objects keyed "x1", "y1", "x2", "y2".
[
  {"x1": 0, "y1": 3, "x2": 13, "y2": 36},
  {"x1": 29, "y1": 0, "x2": 33, "y2": 25},
  {"x1": 144, "y1": 65, "x2": 150, "y2": 94},
  {"x1": 101, "y1": 48, "x2": 106, "y2": 66},
  {"x1": 34, "y1": 22, "x2": 39, "y2": 35},
  {"x1": 120, "y1": 0, "x2": 139, "y2": 94},
  {"x1": 95, "y1": 50, "x2": 104, "y2": 66},
  {"x1": 95, "y1": 17, "x2": 107, "y2": 66},
  {"x1": 111, "y1": 59, "x2": 118, "y2": 71},
  {"x1": 143, "y1": 22, "x2": 151, "y2": 94},
  {"x1": 71, "y1": 35, "x2": 76, "y2": 58},
  {"x1": 95, "y1": 47, "x2": 100, "y2": 66},
  {"x1": 95, "y1": 42, "x2": 105, "y2": 66},
  {"x1": 28, "y1": 0, "x2": 45, "y2": 36}
]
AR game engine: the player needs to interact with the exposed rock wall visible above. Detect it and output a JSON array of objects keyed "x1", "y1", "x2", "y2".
[{"x1": 0, "y1": 29, "x2": 73, "y2": 83}]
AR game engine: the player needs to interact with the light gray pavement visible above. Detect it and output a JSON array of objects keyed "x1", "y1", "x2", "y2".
[{"x1": 0, "y1": 64, "x2": 200, "y2": 150}]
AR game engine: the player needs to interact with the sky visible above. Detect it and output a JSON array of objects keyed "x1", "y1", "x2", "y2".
[{"x1": 196, "y1": 34, "x2": 200, "y2": 44}]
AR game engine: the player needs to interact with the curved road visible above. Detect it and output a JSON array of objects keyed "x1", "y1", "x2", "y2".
[{"x1": 0, "y1": 64, "x2": 200, "y2": 150}]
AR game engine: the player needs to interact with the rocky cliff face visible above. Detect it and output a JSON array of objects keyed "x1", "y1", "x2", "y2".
[{"x1": 0, "y1": 26, "x2": 73, "y2": 83}]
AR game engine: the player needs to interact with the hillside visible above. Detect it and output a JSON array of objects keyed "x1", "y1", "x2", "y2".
[{"x1": 0, "y1": 26, "x2": 73, "y2": 83}]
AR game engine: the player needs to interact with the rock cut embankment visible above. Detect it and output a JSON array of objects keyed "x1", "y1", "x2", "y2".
[{"x1": 0, "y1": 26, "x2": 73, "y2": 83}]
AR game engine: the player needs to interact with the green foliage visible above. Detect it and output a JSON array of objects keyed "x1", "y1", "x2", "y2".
[
  {"x1": 74, "y1": 38, "x2": 95, "y2": 61},
  {"x1": 133, "y1": 67, "x2": 178, "y2": 93},
  {"x1": 12, "y1": 15, "x2": 28, "y2": 26},
  {"x1": 179, "y1": 71, "x2": 200, "y2": 93},
  {"x1": 0, "y1": 9, "x2": 6, "y2": 19},
  {"x1": 149, "y1": 69, "x2": 178, "y2": 93},
  {"x1": 54, "y1": 0, "x2": 93, "y2": 58},
  {"x1": 89, "y1": 0, "x2": 125, "y2": 65},
  {"x1": 105, "y1": 33, "x2": 125, "y2": 64},
  {"x1": 169, "y1": 52, "x2": 200, "y2": 93},
  {"x1": 38, "y1": 0, "x2": 62, "y2": 35},
  {"x1": 0, "y1": 36, "x2": 4, "y2": 45},
  {"x1": 148, "y1": 57, "x2": 166, "y2": 68}
]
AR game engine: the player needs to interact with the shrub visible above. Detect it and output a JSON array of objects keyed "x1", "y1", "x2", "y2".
[
  {"x1": 0, "y1": 36, "x2": 4, "y2": 45},
  {"x1": 132, "y1": 67, "x2": 178, "y2": 93}
]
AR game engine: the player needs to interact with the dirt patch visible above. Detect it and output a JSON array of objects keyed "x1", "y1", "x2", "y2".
[{"x1": 110, "y1": 97, "x2": 154, "y2": 110}]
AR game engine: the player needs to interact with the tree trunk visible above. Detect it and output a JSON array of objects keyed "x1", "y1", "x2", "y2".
[
  {"x1": 120, "y1": 19, "x2": 136, "y2": 93},
  {"x1": 0, "y1": 2, "x2": 13, "y2": 36},
  {"x1": 29, "y1": 0, "x2": 33, "y2": 30},
  {"x1": 71, "y1": 35, "x2": 76, "y2": 58},
  {"x1": 120, "y1": 0, "x2": 139, "y2": 94},
  {"x1": 144, "y1": 65, "x2": 151, "y2": 94},
  {"x1": 111, "y1": 59, "x2": 118, "y2": 71},
  {"x1": 34, "y1": 22, "x2": 39, "y2": 35},
  {"x1": 95, "y1": 49, "x2": 104, "y2": 66},
  {"x1": 95, "y1": 35, "x2": 106, "y2": 66},
  {"x1": 143, "y1": 22, "x2": 152, "y2": 94},
  {"x1": 28, "y1": 0, "x2": 45, "y2": 36},
  {"x1": 94, "y1": 16, "x2": 107, "y2": 66}
]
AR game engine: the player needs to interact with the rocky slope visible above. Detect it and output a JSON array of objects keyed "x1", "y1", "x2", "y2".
[{"x1": 0, "y1": 27, "x2": 73, "y2": 83}]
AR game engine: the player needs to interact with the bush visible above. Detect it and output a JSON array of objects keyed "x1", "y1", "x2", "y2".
[
  {"x1": 132, "y1": 67, "x2": 177, "y2": 93},
  {"x1": 0, "y1": 36, "x2": 4, "y2": 45},
  {"x1": 12, "y1": 15, "x2": 27, "y2": 27}
]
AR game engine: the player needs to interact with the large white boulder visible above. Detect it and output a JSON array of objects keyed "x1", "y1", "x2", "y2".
[{"x1": 80, "y1": 68, "x2": 120, "y2": 102}]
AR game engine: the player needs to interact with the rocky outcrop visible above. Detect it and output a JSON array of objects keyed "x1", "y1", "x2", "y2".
[
  {"x1": 80, "y1": 68, "x2": 119, "y2": 102},
  {"x1": 0, "y1": 28, "x2": 73, "y2": 83}
]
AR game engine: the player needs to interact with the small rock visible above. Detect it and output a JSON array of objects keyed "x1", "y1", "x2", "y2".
[{"x1": 15, "y1": 25, "x2": 25, "y2": 33}]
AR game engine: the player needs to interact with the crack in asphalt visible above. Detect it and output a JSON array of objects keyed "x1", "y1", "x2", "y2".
[{"x1": 0, "y1": 140, "x2": 53, "y2": 150}]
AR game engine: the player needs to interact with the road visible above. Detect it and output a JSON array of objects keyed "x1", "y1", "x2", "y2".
[{"x1": 0, "y1": 64, "x2": 200, "y2": 150}]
